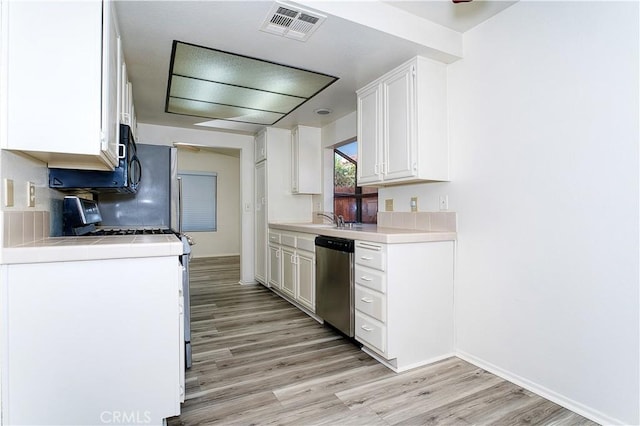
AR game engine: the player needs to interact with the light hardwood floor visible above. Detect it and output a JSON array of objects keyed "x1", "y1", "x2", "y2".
[{"x1": 168, "y1": 256, "x2": 598, "y2": 426}]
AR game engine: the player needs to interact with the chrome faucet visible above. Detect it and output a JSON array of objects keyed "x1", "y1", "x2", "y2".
[{"x1": 316, "y1": 212, "x2": 345, "y2": 228}]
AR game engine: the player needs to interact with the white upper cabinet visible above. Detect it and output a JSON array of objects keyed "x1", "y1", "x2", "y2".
[
  {"x1": 255, "y1": 130, "x2": 267, "y2": 163},
  {"x1": 291, "y1": 125, "x2": 321, "y2": 194},
  {"x1": 357, "y1": 56, "x2": 449, "y2": 186},
  {"x1": 0, "y1": 0, "x2": 121, "y2": 170},
  {"x1": 357, "y1": 84, "x2": 381, "y2": 183},
  {"x1": 119, "y1": 52, "x2": 137, "y2": 139}
]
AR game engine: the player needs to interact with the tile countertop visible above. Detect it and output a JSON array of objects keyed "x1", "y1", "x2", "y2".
[
  {"x1": 269, "y1": 223, "x2": 457, "y2": 244},
  {"x1": 1, "y1": 234, "x2": 184, "y2": 265}
]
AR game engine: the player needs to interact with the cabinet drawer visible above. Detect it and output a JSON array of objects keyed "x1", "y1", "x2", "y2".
[
  {"x1": 355, "y1": 312, "x2": 386, "y2": 354},
  {"x1": 354, "y1": 265, "x2": 386, "y2": 293},
  {"x1": 296, "y1": 237, "x2": 315, "y2": 252},
  {"x1": 280, "y1": 234, "x2": 296, "y2": 248},
  {"x1": 355, "y1": 285, "x2": 386, "y2": 322},
  {"x1": 355, "y1": 242, "x2": 385, "y2": 271},
  {"x1": 268, "y1": 232, "x2": 281, "y2": 244}
]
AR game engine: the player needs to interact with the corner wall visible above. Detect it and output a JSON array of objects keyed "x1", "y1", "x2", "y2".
[{"x1": 379, "y1": 2, "x2": 639, "y2": 423}]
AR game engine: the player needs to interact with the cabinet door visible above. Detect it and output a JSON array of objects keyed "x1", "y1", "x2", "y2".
[
  {"x1": 255, "y1": 130, "x2": 267, "y2": 163},
  {"x1": 291, "y1": 126, "x2": 321, "y2": 194},
  {"x1": 357, "y1": 84, "x2": 382, "y2": 184},
  {"x1": 101, "y1": 0, "x2": 120, "y2": 165},
  {"x1": 2, "y1": 1, "x2": 117, "y2": 169},
  {"x1": 296, "y1": 251, "x2": 315, "y2": 311},
  {"x1": 291, "y1": 127, "x2": 299, "y2": 193},
  {"x1": 383, "y1": 64, "x2": 416, "y2": 181},
  {"x1": 281, "y1": 247, "x2": 296, "y2": 298},
  {"x1": 268, "y1": 245, "x2": 282, "y2": 289},
  {"x1": 1, "y1": 257, "x2": 182, "y2": 424},
  {"x1": 255, "y1": 162, "x2": 267, "y2": 284}
]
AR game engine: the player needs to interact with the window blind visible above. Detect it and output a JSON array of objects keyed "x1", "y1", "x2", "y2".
[{"x1": 179, "y1": 171, "x2": 217, "y2": 232}]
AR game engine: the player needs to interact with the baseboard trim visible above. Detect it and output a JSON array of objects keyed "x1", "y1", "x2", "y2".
[
  {"x1": 455, "y1": 350, "x2": 624, "y2": 426},
  {"x1": 238, "y1": 280, "x2": 258, "y2": 285},
  {"x1": 361, "y1": 347, "x2": 455, "y2": 373}
]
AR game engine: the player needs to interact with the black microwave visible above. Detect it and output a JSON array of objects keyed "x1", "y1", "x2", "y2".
[{"x1": 49, "y1": 124, "x2": 142, "y2": 193}]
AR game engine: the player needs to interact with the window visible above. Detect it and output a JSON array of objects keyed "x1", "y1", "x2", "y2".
[
  {"x1": 178, "y1": 171, "x2": 217, "y2": 232},
  {"x1": 334, "y1": 141, "x2": 378, "y2": 224}
]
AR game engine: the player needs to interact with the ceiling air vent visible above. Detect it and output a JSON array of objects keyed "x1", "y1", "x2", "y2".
[{"x1": 260, "y1": 2, "x2": 326, "y2": 42}]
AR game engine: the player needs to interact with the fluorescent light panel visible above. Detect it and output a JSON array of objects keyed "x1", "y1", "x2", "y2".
[{"x1": 166, "y1": 41, "x2": 338, "y2": 125}]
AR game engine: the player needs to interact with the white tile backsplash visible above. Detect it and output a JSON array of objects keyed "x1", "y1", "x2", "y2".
[
  {"x1": 2, "y1": 210, "x2": 50, "y2": 247},
  {"x1": 377, "y1": 211, "x2": 456, "y2": 232}
]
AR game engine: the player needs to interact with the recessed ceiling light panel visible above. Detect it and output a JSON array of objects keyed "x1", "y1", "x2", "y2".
[{"x1": 165, "y1": 41, "x2": 338, "y2": 126}]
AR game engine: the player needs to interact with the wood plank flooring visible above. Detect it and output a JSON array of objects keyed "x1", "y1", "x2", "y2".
[{"x1": 167, "y1": 256, "x2": 598, "y2": 426}]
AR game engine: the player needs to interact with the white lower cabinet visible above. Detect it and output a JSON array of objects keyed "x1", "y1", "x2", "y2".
[
  {"x1": 267, "y1": 230, "x2": 282, "y2": 289},
  {"x1": 296, "y1": 249, "x2": 315, "y2": 310},
  {"x1": 268, "y1": 244, "x2": 282, "y2": 289},
  {"x1": 281, "y1": 244, "x2": 297, "y2": 299},
  {"x1": 267, "y1": 228, "x2": 316, "y2": 314},
  {"x1": 354, "y1": 239, "x2": 454, "y2": 372},
  {"x1": 0, "y1": 256, "x2": 183, "y2": 425}
]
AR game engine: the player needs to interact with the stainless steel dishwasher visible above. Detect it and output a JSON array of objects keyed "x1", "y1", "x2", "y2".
[{"x1": 315, "y1": 236, "x2": 355, "y2": 337}]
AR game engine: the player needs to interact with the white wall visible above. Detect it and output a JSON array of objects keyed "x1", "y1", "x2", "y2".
[
  {"x1": 177, "y1": 149, "x2": 240, "y2": 258},
  {"x1": 137, "y1": 123, "x2": 256, "y2": 284},
  {"x1": 380, "y1": 2, "x2": 639, "y2": 424}
]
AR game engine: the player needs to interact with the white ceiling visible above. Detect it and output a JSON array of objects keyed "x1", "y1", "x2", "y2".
[
  {"x1": 115, "y1": 0, "x2": 516, "y2": 136},
  {"x1": 384, "y1": 0, "x2": 517, "y2": 33}
]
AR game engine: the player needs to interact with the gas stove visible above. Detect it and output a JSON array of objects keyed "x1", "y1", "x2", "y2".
[{"x1": 90, "y1": 228, "x2": 177, "y2": 236}]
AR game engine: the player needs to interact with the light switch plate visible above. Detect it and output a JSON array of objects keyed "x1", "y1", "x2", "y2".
[
  {"x1": 385, "y1": 199, "x2": 394, "y2": 212},
  {"x1": 439, "y1": 195, "x2": 449, "y2": 211},
  {"x1": 4, "y1": 179, "x2": 14, "y2": 207}
]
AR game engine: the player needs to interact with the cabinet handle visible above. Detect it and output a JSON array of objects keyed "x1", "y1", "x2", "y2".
[
  {"x1": 357, "y1": 242, "x2": 382, "y2": 251},
  {"x1": 374, "y1": 164, "x2": 379, "y2": 174},
  {"x1": 360, "y1": 256, "x2": 373, "y2": 261},
  {"x1": 361, "y1": 325, "x2": 374, "y2": 332},
  {"x1": 360, "y1": 276, "x2": 373, "y2": 282},
  {"x1": 276, "y1": 250, "x2": 280, "y2": 258},
  {"x1": 118, "y1": 143, "x2": 126, "y2": 159},
  {"x1": 361, "y1": 297, "x2": 373, "y2": 303}
]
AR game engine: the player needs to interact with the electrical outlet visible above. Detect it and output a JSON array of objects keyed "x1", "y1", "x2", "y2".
[
  {"x1": 27, "y1": 182, "x2": 36, "y2": 207},
  {"x1": 410, "y1": 197, "x2": 418, "y2": 212},
  {"x1": 385, "y1": 199, "x2": 394, "y2": 212},
  {"x1": 4, "y1": 179, "x2": 14, "y2": 207},
  {"x1": 439, "y1": 195, "x2": 449, "y2": 211}
]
